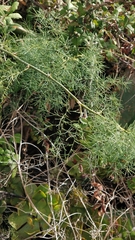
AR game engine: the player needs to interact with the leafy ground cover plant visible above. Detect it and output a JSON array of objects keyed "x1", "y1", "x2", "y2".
[
  {"x1": 0, "y1": 1, "x2": 27, "y2": 35},
  {"x1": 58, "y1": 1, "x2": 135, "y2": 59}
]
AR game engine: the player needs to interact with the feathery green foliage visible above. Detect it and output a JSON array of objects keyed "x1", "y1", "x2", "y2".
[{"x1": 1, "y1": 27, "x2": 125, "y2": 119}]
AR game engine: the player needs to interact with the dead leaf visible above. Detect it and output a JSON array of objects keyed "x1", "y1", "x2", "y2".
[
  {"x1": 69, "y1": 98, "x2": 76, "y2": 109},
  {"x1": 43, "y1": 139, "x2": 50, "y2": 153},
  {"x1": 94, "y1": 190, "x2": 102, "y2": 201},
  {"x1": 98, "y1": 204, "x2": 106, "y2": 216},
  {"x1": 92, "y1": 182, "x2": 103, "y2": 191}
]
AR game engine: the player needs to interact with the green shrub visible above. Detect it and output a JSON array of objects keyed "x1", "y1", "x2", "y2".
[
  {"x1": 0, "y1": 14, "x2": 130, "y2": 172},
  {"x1": 69, "y1": 116, "x2": 135, "y2": 177},
  {"x1": 1, "y1": 23, "x2": 125, "y2": 118}
]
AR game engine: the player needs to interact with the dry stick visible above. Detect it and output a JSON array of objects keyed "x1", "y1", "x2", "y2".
[
  {"x1": 1, "y1": 48, "x2": 125, "y2": 132},
  {"x1": 104, "y1": 207, "x2": 130, "y2": 240},
  {"x1": 16, "y1": 118, "x2": 53, "y2": 231}
]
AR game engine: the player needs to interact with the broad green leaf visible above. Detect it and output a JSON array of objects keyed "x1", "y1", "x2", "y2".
[
  {"x1": 39, "y1": 190, "x2": 47, "y2": 198},
  {"x1": 27, "y1": 216, "x2": 34, "y2": 226},
  {"x1": 36, "y1": 198, "x2": 48, "y2": 214},
  {"x1": 0, "y1": 200, "x2": 6, "y2": 214},
  {"x1": 8, "y1": 212, "x2": 27, "y2": 230},
  {"x1": 0, "y1": 147, "x2": 4, "y2": 154},
  {"x1": 0, "y1": 5, "x2": 10, "y2": 12},
  {"x1": 17, "y1": 201, "x2": 32, "y2": 215},
  {"x1": 25, "y1": 184, "x2": 37, "y2": 197},
  {"x1": 8, "y1": 2, "x2": 19, "y2": 14},
  {"x1": 51, "y1": 193, "x2": 59, "y2": 205},
  {"x1": 14, "y1": 133, "x2": 21, "y2": 144},
  {"x1": 34, "y1": 184, "x2": 49, "y2": 196},
  {"x1": 112, "y1": 238, "x2": 123, "y2": 240},
  {"x1": 8, "y1": 176, "x2": 24, "y2": 197},
  {"x1": 39, "y1": 218, "x2": 50, "y2": 230},
  {"x1": 0, "y1": 137, "x2": 6, "y2": 145},
  {"x1": 10, "y1": 24, "x2": 28, "y2": 34},
  {"x1": 53, "y1": 204, "x2": 61, "y2": 211},
  {"x1": 5, "y1": 17, "x2": 13, "y2": 25},
  {"x1": 8, "y1": 13, "x2": 22, "y2": 19},
  {"x1": 11, "y1": 166, "x2": 17, "y2": 178},
  {"x1": 12, "y1": 218, "x2": 40, "y2": 239},
  {"x1": 33, "y1": 190, "x2": 45, "y2": 202}
]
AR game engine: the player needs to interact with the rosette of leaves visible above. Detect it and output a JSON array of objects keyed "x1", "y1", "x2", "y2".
[
  {"x1": 0, "y1": 1, "x2": 27, "y2": 35},
  {"x1": 0, "y1": 134, "x2": 21, "y2": 178},
  {"x1": 8, "y1": 183, "x2": 62, "y2": 239}
]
